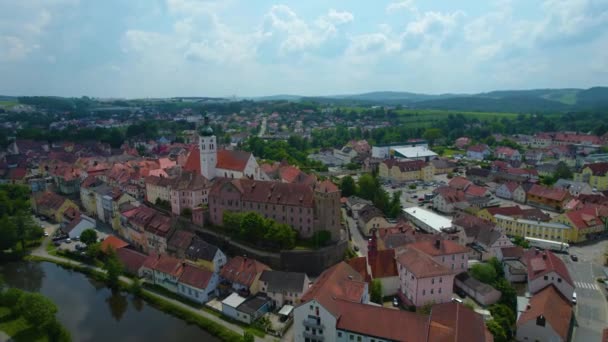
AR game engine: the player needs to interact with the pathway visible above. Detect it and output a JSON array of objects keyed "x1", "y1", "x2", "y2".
[{"x1": 31, "y1": 238, "x2": 278, "y2": 342}]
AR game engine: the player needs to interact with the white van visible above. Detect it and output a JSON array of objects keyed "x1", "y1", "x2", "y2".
[{"x1": 572, "y1": 292, "x2": 577, "y2": 305}]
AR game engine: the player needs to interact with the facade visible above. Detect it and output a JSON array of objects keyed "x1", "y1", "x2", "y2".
[
  {"x1": 432, "y1": 186, "x2": 467, "y2": 214},
  {"x1": 526, "y1": 184, "x2": 570, "y2": 212},
  {"x1": 169, "y1": 172, "x2": 212, "y2": 216},
  {"x1": 219, "y1": 256, "x2": 270, "y2": 295},
  {"x1": 209, "y1": 178, "x2": 341, "y2": 240},
  {"x1": 454, "y1": 273, "x2": 501, "y2": 306},
  {"x1": 357, "y1": 205, "x2": 389, "y2": 236},
  {"x1": 516, "y1": 285, "x2": 573, "y2": 342},
  {"x1": 32, "y1": 191, "x2": 79, "y2": 223},
  {"x1": 466, "y1": 144, "x2": 490, "y2": 160},
  {"x1": 144, "y1": 212, "x2": 174, "y2": 254},
  {"x1": 177, "y1": 263, "x2": 220, "y2": 304},
  {"x1": 574, "y1": 162, "x2": 608, "y2": 190},
  {"x1": 494, "y1": 146, "x2": 521, "y2": 161},
  {"x1": 185, "y1": 237, "x2": 227, "y2": 273},
  {"x1": 409, "y1": 239, "x2": 470, "y2": 274},
  {"x1": 552, "y1": 207, "x2": 606, "y2": 243},
  {"x1": 62, "y1": 215, "x2": 96, "y2": 239},
  {"x1": 523, "y1": 249, "x2": 574, "y2": 299},
  {"x1": 494, "y1": 214, "x2": 573, "y2": 242},
  {"x1": 495, "y1": 182, "x2": 526, "y2": 203},
  {"x1": 397, "y1": 247, "x2": 455, "y2": 307},
  {"x1": 144, "y1": 175, "x2": 173, "y2": 204},
  {"x1": 378, "y1": 159, "x2": 434, "y2": 182},
  {"x1": 259, "y1": 270, "x2": 309, "y2": 308}
]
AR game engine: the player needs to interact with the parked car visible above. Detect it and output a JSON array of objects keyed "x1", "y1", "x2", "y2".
[
  {"x1": 43, "y1": 232, "x2": 49, "y2": 237},
  {"x1": 451, "y1": 297, "x2": 463, "y2": 304},
  {"x1": 65, "y1": 238, "x2": 72, "y2": 244},
  {"x1": 73, "y1": 236, "x2": 80, "y2": 241},
  {"x1": 570, "y1": 254, "x2": 578, "y2": 262},
  {"x1": 412, "y1": 195, "x2": 418, "y2": 198},
  {"x1": 572, "y1": 292, "x2": 577, "y2": 305},
  {"x1": 392, "y1": 297, "x2": 399, "y2": 307}
]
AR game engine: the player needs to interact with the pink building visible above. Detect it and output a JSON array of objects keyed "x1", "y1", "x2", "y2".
[
  {"x1": 208, "y1": 178, "x2": 341, "y2": 240},
  {"x1": 397, "y1": 247, "x2": 455, "y2": 307},
  {"x1": 408, "y1": 239, "x2": 470, "y2": 274},
  {"x1": 170, "y1": 172, "x2": 212, "y2": 216},
  {"x1": 523, "y1": 249, "x2": 574, "y2": 299}
]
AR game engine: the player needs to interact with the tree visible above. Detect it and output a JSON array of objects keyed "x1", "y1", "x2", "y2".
[
  {"x1": 310, "y1": 230, "x2": 332, "y2": 248},
  {"x1": 423, "y1": 128, "x2": 443, "y2": 146},
  {"x1": 357, "y1": 174, "x2": 378, "y2": 201},
  {"x1": 103, "y1": 250, "x2": 124, "y2": 287},
  {"x1": 487, "y1": 257, "x2": 504, "y2": 278},
  {"x1": 16, "y1": 292, "x2": 58, "y2": 329},
  {"x1": 80, "y1": 229, "x2": 98, "y2": 246},
  {"x1": 486, "y1": 319, "x2": 507, "y2": 342},
  {"x1": 130, "y1": 278, "x2": 142, "y2": 296},
  {"x1": 553, "y1": 161, "x2": 573, "y2": 180},
  {"x1": 0, "y1": 216, "x2": 18, "y2": 251},
  {"x1": 14, "y1": 213, "x2": 42, "y2": 251},
  {"x1": 470, "y1": 263, "x2": 497, "y2": 284},
  {"x1": 85, "y1": 242, "x2": 102, "y2": 260},
  {"x1": 0, "y1": 288, "x2": 24, "y2": 307},
  {"x1": 340, "y1": 176, "x2": 356, "y2": 197},
  {"x1": 370, "y1": 279, "x2": 383, "y2": 304}
]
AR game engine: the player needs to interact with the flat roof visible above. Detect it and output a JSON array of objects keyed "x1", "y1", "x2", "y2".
[
  {"x1": 222, "y1": 292, "x2": 247, "y2": 308},
  {"x1": 392, "y1": 146, "x2": 437, "y2": 158},
  {"x1": 278, "y1": 305, "x2": 294, "y2": 316},
  {"x1": 403, "y1": 207, "x2": 452, "y2": 232}
]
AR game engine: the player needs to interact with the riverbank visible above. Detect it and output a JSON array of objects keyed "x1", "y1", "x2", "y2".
[
  {"x1": 0, "y1": 307, "x2": 48, "y2": 342},
  {"x1": 26, "y1": 254, "x2": 275, "y2": 342}
]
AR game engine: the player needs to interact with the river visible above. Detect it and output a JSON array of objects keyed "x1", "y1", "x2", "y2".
[{"x1": 0, "y1": 261, "x2": 220, "y2": 342}]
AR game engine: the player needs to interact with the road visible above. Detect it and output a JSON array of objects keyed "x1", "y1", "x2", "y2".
[
  {"x1": 342, "y1": 208, "x2": 367, "y2": 257},
  {"x1": 564, "y1": 242, "x2": 608, "y2": 342},
  {"x1": 258, "y1": 117, "x2": 267, "y2": 137}
]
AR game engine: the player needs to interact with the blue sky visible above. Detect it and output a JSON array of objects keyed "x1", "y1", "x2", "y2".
[{"x1": 1, "y1": 0, "x2": 607, "y2": 98}]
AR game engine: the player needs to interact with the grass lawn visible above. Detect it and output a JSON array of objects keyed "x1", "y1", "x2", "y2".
[
  {"x1": 0, "y1": 101, "x2": 18, "y2": 109},
  {"x1": 440, "y1": 148, "x2": 465, "y2": 157},
  {"x1": 0, "y1": 307, "x2": 49, "y2": 342}
]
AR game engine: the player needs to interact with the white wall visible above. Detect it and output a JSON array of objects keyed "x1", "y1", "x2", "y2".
[
  {"x1": 529, "y1": 271, "x2": 574, "y2": 299},
  {"x1": 294, "y1": 300, "x2": 337, "y2": 342},
  {"x1": 516, "y1": 320, "x2": 564, "y2": 342}
]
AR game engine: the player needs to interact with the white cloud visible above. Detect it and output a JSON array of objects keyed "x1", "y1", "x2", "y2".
[
  {"x1": 386, "y1": 0, "x2": 414, "y2": 13},
  {"x1": 0, "y1": 36, "x2": 33, "y2": 61}
]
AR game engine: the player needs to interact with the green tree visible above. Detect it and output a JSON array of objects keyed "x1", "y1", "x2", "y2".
[
  {"x1": 16, "y1": 292, "x2": 58, "y2": 329},
  {"x1": 357, "y1": 173, "x2": 379, "y2": 201},
  {"x1": 80, "y1": 229, "x2": 98, "y2": 246},
  {"x1": 487, "y1": 257, "x2": 504, "y2": 278},
  {"x1": 0, "y1": 216, "x2": 18, "y2": 251},
  {"x1": 470, "y1": 263, "x2": 497, "y2": 284},
  {"x1": 340, "y1": 176, "x2": 357, "y2": 197},
  {"x1": 14, "y1": 213, "x2": 42, "y2": 251},
  {"x1": 553, "y1": 161, "x2": 573, "y2": 180},
  {"x1": 130, "y1": 278, "x2": 142, "y2": 296},
  {"x1": 47, "y1": 319, "x2": 71, "y2": 342},
  {"x1": 423, "y1": 128, "x2": 443, "y2": 146},
  {"x1": 486, "y1": 319, "x2": 507, "y2": 342},
  {"x1": 85, "y1": 242, "x2": 102, "y2": 260},
  {"x1": 240, "y1": 212, "x2": 266, "y2": 241},
  {"x1": 104, "y1": 250, "x2": 124, "y2": 288},
  {"x1": 370, "y1": 279, "x2": 383, "y2": 304},
  {"x1": 0, "y1": 288, "x2": 24, "y2": 307},
  {"x1": 493, "y1": 278, "x2": 517, "y2": 309}
]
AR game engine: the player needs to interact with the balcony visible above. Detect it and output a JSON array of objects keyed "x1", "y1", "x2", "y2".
[
  {"x1": 303, "y1": 318, "x2": 324, "y2": 330},
  {"x1": 303, "y1": 331, "x2": 324, "y2": 341}
]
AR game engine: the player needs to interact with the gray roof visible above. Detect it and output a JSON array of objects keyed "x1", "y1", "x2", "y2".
[
  {"x1": 456, "y1": 273, "x2": 500, "y2": 295},
  {"x1": 237, "y1": 296, "x2": 270, "y2": 315},
  {"x1": 259, "y1": 270, "x2": 307, "y2": 293},
  {"x1": 476, "y1": 229, "x2": 502, "y2": 247},
  {"x1": 358, "y1": 204, "x2": 384, "y2": 223},
  {"x1": 185, "y1": 237, "x2": 219, "y2": 262}
]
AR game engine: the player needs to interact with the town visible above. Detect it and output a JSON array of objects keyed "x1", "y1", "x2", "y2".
[{"x1": 1, "y1": 94, "x2": 608, "y2": 342}]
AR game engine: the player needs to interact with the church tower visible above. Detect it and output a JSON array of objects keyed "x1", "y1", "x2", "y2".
[{"x1": 199, "y1": 116, "x2": 217, "y2": 180}]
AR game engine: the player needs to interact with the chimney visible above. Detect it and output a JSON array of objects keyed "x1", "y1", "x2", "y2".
[{"x1": 435, "y1": 239, "x2": 441, "y2": 249}]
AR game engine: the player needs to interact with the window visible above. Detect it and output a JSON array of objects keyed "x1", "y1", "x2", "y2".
[
  {"x1": 431, "y1": 289, "x2": 434, "y2": 294},
  {"x1": 432, "y1": 278, "x2": 434, "y2": 284},
  {"x1": 544, "y1": 275, "x2": 548, "y2": 280},
  {"x1": 439, "y1": 288, "x2": 442, "y2": 294},
  {"x1": 439, "y1": 277, "x2": 442, "y2": 283},
  {"x1": 349, "y1": 335, "x2": 354, "y2": 341},
  {"x1": 558, "y1": 278, "x2": 562, "y2": 283},
  {"x1": 338, "y1": 332, "x2": 342, "y2": 337},
  {"x1": 422, "y1": 290, "x2": 426, "y2": 295},
  {"x1": 357, "y1": 337, "x2": 362, "y2": 342}
]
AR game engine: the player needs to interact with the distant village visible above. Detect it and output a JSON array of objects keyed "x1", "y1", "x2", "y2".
[{"x1": 2, "y1": 101, "x2": 608, "y2": 342}]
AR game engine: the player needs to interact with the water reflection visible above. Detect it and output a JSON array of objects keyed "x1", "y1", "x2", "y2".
[{"x1": 0, "y1": 262, "x2": 219, "y2": 342}]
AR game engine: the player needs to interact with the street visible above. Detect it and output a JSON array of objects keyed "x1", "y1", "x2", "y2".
[
  {"x1": 564, "y1": 241, "x2": 608, "y2": 342},
  {"x1": 342, "y1": 208, "x2": 368, "y2": 257}
]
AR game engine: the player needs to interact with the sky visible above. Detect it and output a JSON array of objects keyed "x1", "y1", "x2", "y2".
[{"x1": 1, "y1": 0, "x2": 607, "y2": 98}]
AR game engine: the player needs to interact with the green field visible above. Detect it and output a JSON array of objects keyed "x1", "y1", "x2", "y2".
[
  {"x1": 0, "y1": 307, "x2": 48, "y2": 342},
  {"x1": 0, "y1": 101, "x2": 18, "y2": 109}
]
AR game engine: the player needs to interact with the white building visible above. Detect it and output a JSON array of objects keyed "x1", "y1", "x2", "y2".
[{"x1": 403, "y1": 207, "x2": 453, "y2": 234}]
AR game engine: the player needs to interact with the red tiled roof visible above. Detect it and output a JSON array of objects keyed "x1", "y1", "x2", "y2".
[
  {"x1": 8, "y1": 167, "x2": 26, "y2": 180},
  {"x1": 334, "y1": 299, "x2": 430, "y2": 342},
  {"x1": 564, "y1": 207, "x2": 603, "y2": 230},
  {"x1": 502, "y1": 181, "x2": 520, "y2": 193},
  {"x1": 34, "y1": 191, "x2": 69, "y2": 211},
  {"x1": 301, "y1": 262, "x2": 366, "y2": 313},
  {"x1": 116, "y1": 248, "x2": 147, "y2": 275},
  {"x1": 179, "y1": 263, "x2": 214, "y2": 289},
  {"x1": 409, "y1": 239, "x2": 469, "y2": 257},
  {"x1": 435, "y1": 186, "x2": 466, "y2": 203},
  {"x1": 495, "y1": 146, "x2": 518, "y2": 157},
  {"x1": 210, "y1": 178, "x2": 315, "y2": 207},
  {"x1": 429, "y1": 302, "x2": 493, "y2": 342},
  {"x1": 144, "y1": 253, "x2": 184, "y2": 277},
  {"x1": 216, "y1": 149, "x2": 251, "y2": 172},
  {"x1": 527, "y1": 184, "x2": 569, "y2": 201},
  {"x1": 101, "y1": 236, "x2": 129, "y2": 253},
  {"x1": 485, "y1": 206, "x2": 524, "y2": 217},
  {"x1": 465, "y1": 184, "x2": 488, "y2": 197},
  {"x1": 500, "y1": 246, "x2": 524, "y2": 259},
  {"x1": 448, "y1": 176, "x2": 472, "y2": 190},
  {"x1": 183, "y1": 146, "x2": 201, "y2": 174},
  {"x1": 517, "y1": 285, "x2": 573, "y2": 341},
  {"x1": 396, "y1": 247, "x2": 452, "y2": 278},
  {"x1": 168, "y1": 230, "x2": 195, "y2": 251},
  {"x1": 467, "y1": 144, "x2": 489, "y2": 153},
  {"x1": 219, "y1": 256, "x2": 270, "y2": 288},
  {"x1": 315, "y1": 179, "x2": 339, "y2": 193},
  {"x1": 346, "y1": 256, "x2": 371, "y2": 283},
  {"x1": 523, "y1": 249, "x2": 573, "y2": 287},
  {"x1": 584, "y1": 162, "x2": 608, "y2": 176},
  {"x1": 369, "y1": 249, "x2": 398, "y2": 278}
]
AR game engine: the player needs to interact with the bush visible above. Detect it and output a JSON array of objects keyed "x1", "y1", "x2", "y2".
[
  {"x1": 470, "y1": 263, "x2": 497, "y2": 284},
  {"x1": 0, "y1": 287, "x2": 24, "y2": 308}
]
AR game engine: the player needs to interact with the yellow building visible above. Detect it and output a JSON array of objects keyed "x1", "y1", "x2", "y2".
[
  {"x1": 494, "y1": 214, "x2": 574, "y2": 242},
  {"x1": 379, "y1": 159, "x2": 434, "y2": 183},
  {"x1": 32, "y1": 192, "x2": 79, "y2": 223},
  {"x1": 79, "y1": 177, "x2": 102, "y2": 216},
  {"x1": 574, "y1": 163, "x2": 608, "y2": 191},
  {"x1": 552, "y1": 208, "x2": 606, "y2": 243},
  {"x1": 145, "y1": 175, "x2": 173, "y2": 204}
]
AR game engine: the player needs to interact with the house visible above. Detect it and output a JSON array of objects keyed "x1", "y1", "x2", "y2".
[
  {"x1": 495, "y1": 182, "x2": 526, "y2": 203},
  {"x1": 219, "y1": 256, "x2": 270, "y2": 295},
  {"x1": 408, "y1": 239, "x2": 470, "y2": 274},
  {"x1": 554, "y1": 179, "x2": 594, "y2": 197},
  {"x1": 378, "y1": 159, "x2": 434, "y2": 182},
  {"x1": 396, "y1": 247, "x2": 455, "y2": 307},
  {"x1": 144, "y1": 175, "x2": 173, "y2": 205},
  {"x1": 62, "y1": 215, "x2": 96, "y2": 239},
  {"x1": 122, "y1": 205, "x2": 157, "y2": 251},
  {"x1": 466, "y1": 144, "x2": 491, "y2": 160},
  {"x1": 475, "y1": 229, "x2": 514, "y2": 261},
  {"x1": 466, "y1": 167, "x2": 492, "y2": 183},
  {"x1": 503, "y1": 259, "x2": 527, "y2": 283},
  {"x1": 333, "y1": 146, "x2": 357, "y2": 163},
  {"x1": 526, "y1": 184, "x2": 570, "y2": 212},
  {"x1": 367, "y1": 238, "x2": 400, "y2": 296},
  {"x1": 167, "y1": 229, "x2": 195, "y2": 258},
  {"x1": 209, "y1": 178, "x2": 341, "y2": 240},
  {"x1": 79, "y1": 176, "x2": 103, "y2": 216},
  {"x1": 495, "y1": 146, "x2": 521, "y2": 161},
  {"x1": 141, "y1": 253, "x2": 184, "y2": 292},
  {"x1": 574, "y1": 162, "x2": 608, "y2": 190},
  {"x1": 516, "y1": 285, "x2": 573, "y2": 342},
  {"x1": 100, "y1": 235, "x2": 129, "y2": 253},
  {"x1": 454, "y1": 273, "x2": 501, "y2": 306},
  {"x1": 185, "y1": 237, "x2": 227, "y2": 273},
  {"x1": 115, "y1": 248, "x2": 148, "y2": 276},
  {"x1": 177, "y1": 263, "x2": 220, "y2": 304},
  {"x1": 552, "y1": 206, "x2": 607, "y2": 243},
  {"x1": 344, "y1": 195, "x2": 373, "y2": 219},
  {"x1": 455, "y1": 137, "x2": 471, "y2": 149},
  {"x1": 357, "y1": 204, "x2": 389, "y2": 236},
  {"x1": 32, "y1": 191, "x2": 79, "y2": 223},
  {"x1": 221, "y1": 293, "x2": 271, "y2": 324},
  {"x1": 495, "y1": 214, "x2": 573, "y2": 242},
  {"x1": 259, "y1": 270, "x2": 310, "y2": 308},
  {"x1": 433, "y1": 186, "x2": 467, "y2": 214},
  {"x1": 522, "y1": 249, "x2": 574, "y2": 299},
  {"x1": 431, "y1": 158, "x2": 457, "y2": 175},
  {"x1": 169, "y1": 171, "x2": 212, "y2": 216},
  {"x1": 477, "y1": 205, "x2": 551, "y2": 224},
  {"x1": 144, "y1": 212, "x2": 174, "y2": 254},
  {"x1": 448, "y1": 176, "x2": 472, "y2": 191}
]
